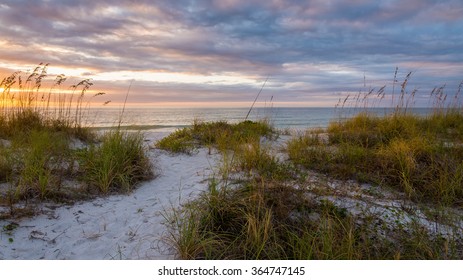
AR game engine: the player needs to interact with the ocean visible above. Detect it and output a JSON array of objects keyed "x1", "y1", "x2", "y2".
[{"x1": 84, "y1": 107, "x2": 434, "y2": 132}]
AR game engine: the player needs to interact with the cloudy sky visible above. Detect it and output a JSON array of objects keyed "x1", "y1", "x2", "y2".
[{"x1": 0, "y1": 0, "x2": 462, "y2": 107}]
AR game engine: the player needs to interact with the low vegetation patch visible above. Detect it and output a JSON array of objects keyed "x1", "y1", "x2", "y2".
[
  {"x1": 288, "y1": 111, "x2": 463, "y2": 206},
  {"x1": 156, "y1": 120, "x2": 274, "y2": 154},
  {"x1": 78, "y1": 130, "x2": 153, "y2": 194},
  {"x1": 156, "y1": 119, "x2": 292, "y2": 181},
  {"x1": 0, "y1": 65, "x2": 153, "y2": 218},
  {"x1": 166, "y1": 164, "x2": 462, "y2": 259}
]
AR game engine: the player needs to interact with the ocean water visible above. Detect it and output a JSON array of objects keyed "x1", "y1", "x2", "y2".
[{"x1": 84, "y1": 107, "x2": 434, "y2": 132}]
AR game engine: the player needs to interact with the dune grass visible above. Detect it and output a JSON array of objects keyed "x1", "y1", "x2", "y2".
[
  {"x1": 11, "y1": 129, "x2": 71, "y2": 200},
  {"x1": 78, "y1": 130, "x2": 153, "y2": 194},
  {"x1": 156, "y1": 119, "x2": 274, "y2": 155},
  {"x1": 0, "y1": 65, "x2": 152, "y2": 218},
  {"x1": 164, "y1": 73, "x2": 463, "y2": 260},
  {"x1": 288, "y1": 111, "x2": 463, "y2": 206},
  {"x1": 288, "y1": 72, "x2": 463, "y2": 206}
]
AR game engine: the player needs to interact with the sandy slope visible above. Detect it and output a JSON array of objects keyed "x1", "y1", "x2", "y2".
[{"x1": 0, "y1": 131, "x2": 219, "y2": 259}]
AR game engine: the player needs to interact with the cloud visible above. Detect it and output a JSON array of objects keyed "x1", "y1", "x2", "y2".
[{"x1": 0, "y1": 0, "x2": 462, "y2": 106}]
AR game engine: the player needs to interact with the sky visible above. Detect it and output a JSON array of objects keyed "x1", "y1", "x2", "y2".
[{"x1": 0, "y1": 0, "x2": 462, "y2": 107}]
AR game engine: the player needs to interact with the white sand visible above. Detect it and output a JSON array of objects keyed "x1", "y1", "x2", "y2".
[{"x1": 0, "y1": 131, "x2": 219, "y2": 259}]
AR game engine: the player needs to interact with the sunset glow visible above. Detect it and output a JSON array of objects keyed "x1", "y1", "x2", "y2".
[{"x1": 0, "y1": 1, "x2": 462, "y2": 107}]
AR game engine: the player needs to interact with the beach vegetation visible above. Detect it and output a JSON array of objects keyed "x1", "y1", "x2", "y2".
[
  {"x1": 166, "y1": 72, "x2": 463, "y2": 260},
  {"x1": 156, "y1": 119, "x2": 274, "y2": 154},
  {"x1": 78, "y1": 130, "x2": 153, "y2": 194},
  {"x1": 166, "y1": 169, "x2": 462, "y2": 259},
  {"x1": 0, "y1": 65, "x2": 153, "y2": 218},
  {"x1": 288, "y1": 107, "x2": 463, "y2": 206}
]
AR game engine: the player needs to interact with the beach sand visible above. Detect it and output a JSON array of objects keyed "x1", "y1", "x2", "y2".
[{"x1": 0, "y1": 131, "x2": 219, "y2": 259}]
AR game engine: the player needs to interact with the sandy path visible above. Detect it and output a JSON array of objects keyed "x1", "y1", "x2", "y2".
[{"x1": 0, "y1": 132, "x2": 218, "y2": 259}]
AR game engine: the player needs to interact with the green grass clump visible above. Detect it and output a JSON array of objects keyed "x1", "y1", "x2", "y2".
[
  {"x1": 233, "y1": 139, "x2": 293, "y2": 181},
  {"x1": 159, "y1": 119, "x2": 294, "y2": 181},
  {"x1": 11, "y1": 130, "x2": 71, "y2": 199},
  {"x1": 78, "y1": 130, "x2": 153, "y2": 194},
  {"x1": 155, "y1": 127, "x2": 196, "y2": 154},
  {"x1": 165, "y1": 179, "x2": 305, "y2": 259},
  {"x1": 156, "y1": 120, "x2": 274, "y2": 154}
]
